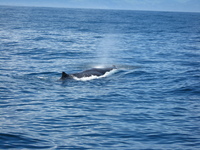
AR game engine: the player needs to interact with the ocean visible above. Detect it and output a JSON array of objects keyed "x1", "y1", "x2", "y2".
[{"x1": 0, "y1": 5, "x2": 200, "y2": 150}]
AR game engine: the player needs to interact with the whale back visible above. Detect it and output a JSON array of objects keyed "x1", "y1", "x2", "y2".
[{"x1": 60, "y1": 65, "x2": 116, "y2": 80}]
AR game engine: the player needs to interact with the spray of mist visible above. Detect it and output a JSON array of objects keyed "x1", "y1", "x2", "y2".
[{"x1": 95, "y1": 34, "x2": 117, "y2": 68}]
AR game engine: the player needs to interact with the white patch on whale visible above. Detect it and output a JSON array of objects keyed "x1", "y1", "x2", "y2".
[{"x1": 72, "y1": 69, "x2": 117, "y2": 81}]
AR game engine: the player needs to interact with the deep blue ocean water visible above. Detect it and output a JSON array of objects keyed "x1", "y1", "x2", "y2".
[{"x1": 0, "y1": 5, "x2": 200, "y2": 149}]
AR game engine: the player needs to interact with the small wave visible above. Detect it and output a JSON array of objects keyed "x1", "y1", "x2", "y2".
[
  {"x1": 122, "y1": 70, "x2": 152, "y2": 78},
  {"x1": 0, "y1": 133, "x2": 54, "y2": 149},
  {"x1": 73, "y1": 69, "x2": 117, "y2": 81}
]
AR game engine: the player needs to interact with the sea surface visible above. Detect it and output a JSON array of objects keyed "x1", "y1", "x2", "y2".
[{"x1": 0, "y1": 5, "x2": 200, "y2": 150}]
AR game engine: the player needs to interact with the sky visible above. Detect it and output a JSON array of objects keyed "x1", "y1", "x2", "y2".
[{"x1": 0, "y1": 0, "x2": 200, "y2": 12}]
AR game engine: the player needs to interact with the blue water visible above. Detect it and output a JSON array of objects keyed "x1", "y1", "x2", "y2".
[{"x1": 0, "y1": 5, "x2": 200, "y2": 150}]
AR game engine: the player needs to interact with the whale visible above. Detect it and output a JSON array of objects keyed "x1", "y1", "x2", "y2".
[{"x1": 60, "y1": 65, "x2": 117, "y2": 80}]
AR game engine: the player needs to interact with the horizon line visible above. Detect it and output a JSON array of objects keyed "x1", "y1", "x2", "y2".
[{"x1": 0, "y1": 4, "x2": 200, "y2": 14}]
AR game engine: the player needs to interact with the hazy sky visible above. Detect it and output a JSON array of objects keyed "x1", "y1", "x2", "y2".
[{"x1": 0, "y1": 0, "x2": 200, "y2": 12}]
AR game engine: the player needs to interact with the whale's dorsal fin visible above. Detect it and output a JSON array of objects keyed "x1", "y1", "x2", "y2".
[{"x1": 61, "y1": 72, "x2": 70, "y2": 80}]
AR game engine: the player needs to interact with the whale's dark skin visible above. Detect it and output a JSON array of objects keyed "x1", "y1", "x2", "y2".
[{"x1": 60, "y1": 65, "x2": 116, "y2": 80}]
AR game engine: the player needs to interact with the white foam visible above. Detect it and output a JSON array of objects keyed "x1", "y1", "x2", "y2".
[{"x1": 72, "y1": 69, "x2": 117, "y2": 81}]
